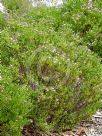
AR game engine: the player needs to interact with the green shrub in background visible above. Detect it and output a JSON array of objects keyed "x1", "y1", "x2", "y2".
[
  {"x1": 61, "y1": 0, "x2": 102, "y2": 57},
  {"x1": 0, "y1": 0, "x2": 102, "y2": 135},
  {"x1": 2, "y1": 0, "x2": 32, "y2": 14}
]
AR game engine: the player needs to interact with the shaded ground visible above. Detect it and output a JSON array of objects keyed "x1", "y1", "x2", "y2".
[
  {"x1": 84, "y1": 110, "x2": 102, "y2": 136},
  {"x1": 22, "y1": 110, "x2": 102, "y2": 136}
]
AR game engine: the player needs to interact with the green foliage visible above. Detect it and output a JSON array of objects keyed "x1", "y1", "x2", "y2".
[
  {"x1": 0, "y1": 1, "x2": 102, "y2": 135},
  {"x1": 61, "y1": 0, "x2": 102, "y2": 57},
  {"x1": 0, "y1": 66, "x2": 32, "y2": 136},
  {"x1": 0, "y1": 13, "x2": 5, "y2": 29},
  {"x1": 2, "y1": 0, "x2": 32, "y2": 14}
]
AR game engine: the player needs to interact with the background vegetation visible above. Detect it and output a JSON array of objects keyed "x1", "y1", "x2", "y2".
[{"x1": 0, "y1": 0, "x2": 102, "y2": 135}]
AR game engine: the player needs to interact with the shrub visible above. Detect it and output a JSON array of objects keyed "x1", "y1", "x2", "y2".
[
  {"x1": 2, "y1": 0, "x2": 32, "y2": 14},
  {"x1": 25, "y1": 21, "x2": 102, "y2": 131},
  {"x1": 0, "y1": 2, "x2": 102, "y2": 135},
  {"x1": 0, "y1": 66, "x2": 32, "y2": 136},
  {"x1": 61, "y1": 0, "x2": 102, "y2": 57}
]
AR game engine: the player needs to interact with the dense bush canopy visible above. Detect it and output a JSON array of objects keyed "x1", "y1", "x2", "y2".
[
  {"x1": 61, "y1": 0, "x2": 102, "y2": 57},
  {"x1": 0, "y1": 0, "x2": 102, "y2": 135}
]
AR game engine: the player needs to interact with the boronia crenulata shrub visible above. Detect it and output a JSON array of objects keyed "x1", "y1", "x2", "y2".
[
  {"x1": 0, "y1": 66, "x2": 32, "y2": 136},
  {"x1": 0, "y1": 1, "x2": 102, "y2": 135},
  {"x1": 61, "y1": 0, "x2": 102, "y2": 58}
]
